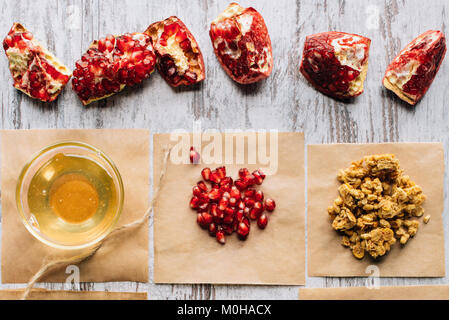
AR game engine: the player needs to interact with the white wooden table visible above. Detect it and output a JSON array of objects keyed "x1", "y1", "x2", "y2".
[{"x1": 1, "y1": 0, "x2": 448, "y2": 299}]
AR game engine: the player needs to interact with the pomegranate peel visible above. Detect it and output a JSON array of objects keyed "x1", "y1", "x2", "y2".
[
  {"x1": 3, "y1": 23, "x2": 71, "y2": 102},
  {"x1": 210, "y1": 2, "x2": 273, "y2": 84},
  {"x1": 300, "y1": 31, "x2": 371, "y2": 99},
  {"x1": 145, "y1": 16, "x2": 205, "y2": 87},
  {"x1": 383, "y1": 30, "x2": 446, "y2": 105}
]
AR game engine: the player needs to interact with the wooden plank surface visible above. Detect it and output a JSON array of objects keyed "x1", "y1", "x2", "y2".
[{"x1": 0, "y1": 0, "x2": 448, "y2": 299}]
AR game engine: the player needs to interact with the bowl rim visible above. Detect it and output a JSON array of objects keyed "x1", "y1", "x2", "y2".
[{"x1": 15, "y1": 140, "x2": 124, "y2": 250}]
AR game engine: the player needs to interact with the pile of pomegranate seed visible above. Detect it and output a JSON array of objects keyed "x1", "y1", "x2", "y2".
[{"x1": 189, "y1": 166, "x2": 276, "y2": 245}]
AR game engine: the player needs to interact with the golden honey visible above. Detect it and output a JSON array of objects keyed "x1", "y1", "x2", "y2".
[{"x1": 27, "y1": 152, "x2": 118, "y2": 244}]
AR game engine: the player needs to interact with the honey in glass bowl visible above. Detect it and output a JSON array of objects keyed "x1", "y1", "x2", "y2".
[{"x1": 16, "y1": 142, "x2": 124, "y2": 250}]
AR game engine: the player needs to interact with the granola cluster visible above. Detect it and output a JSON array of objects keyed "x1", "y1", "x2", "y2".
[{"x1": 328, "y1": 154, "x2": 427, "y2": 260}]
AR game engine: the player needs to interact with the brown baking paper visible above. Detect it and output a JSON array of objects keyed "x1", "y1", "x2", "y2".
[
  {"x1": 0, "y1": 289, "x2": 147, "y2": 300},
  {"x1": 153, "y1": 132, "x2": 305, "y2": 285},
  {"x1": 1, "y1": 129, "x2": 149, "y2": 283},
  {"x1": 299, "y1": 285, "x2": 449, "y2": 300},
  {"x1": 308, "y1": 143, "x2": 445, "y2": 277}
]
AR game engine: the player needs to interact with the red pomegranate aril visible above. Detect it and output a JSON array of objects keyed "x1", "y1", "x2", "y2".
[
  {"x1": 220, "y1": 176, "x2": 233, "y2": 186},
  {"x1": 192, "y1": 186, "x2": 202, "y2": 197},
  {"x1": 244, "y1": 188, "x2": 256, "y2": 199},
  {"x1": 253, "y1": 201, "x2": 264, "y2": 213},
  {"x1": 218, "y1": 197, "x2": 229, "y2": 211},
  {"x1": 222, "y1": 191, "x2": 231, "y2": 199},
  {"x1": 197, "y1": 202, "x2": 209, "y2": 213},
  {"x1": 197, "y1": 212, "x2": 212, "y2": 228},
  {"x1": 244, "y1": 197, "x2": 255, "y2": 208},
  {"x1": 190, "y1": 196, "x2": 200, "y2": 209},
  {"x1": 230, "y1": 186, "x2": 241, "y2": 199},
  {"x1": 190, "y1": 147, "x2": 200, "y2": 164},
  {"x1": 237, "y1": 200, "x2": 246, "y2": 210},
  {"x1": 237, "y1": 221, "x2": 250, "y2": 240},
  {"x1": 235, "y1": 179, "x2": 247, "y2": 191},
  {"x1": 210, "y1": 170, "x2": 221, "y2": 184},
  {"x1": 197, "y1": 181, "x2": 208, "y2": 192},
  {"x1": 219, "y1": 185, "x2": 232, "y2": 194},
  {"x1": 228, "y1": 197, "x2": 238, "y2": 207},
  {"x1": 208, "y1": 189, "x2": 221, "y2": 202},
  {"x1": 243, "y1": 176, "x2": 255, "y2": 187},
  {"x1": 252, "y1": 170, "x2": 264, "y2": 185},
  {"x1": 201, "y1": 167, "x2": 211, "y2": 181},
  {"x1": 209, "y1": 223, "x2": 217, "y2": 236},
  {"x1": 238, "y1": 168, "x2": 250, "y2": 178},
  {"x1": 265, "y1": 198, "x2": 276, "y2": 212},
  {"x1": 249, "y1": 208, "x2": 261, "y2": 220},
  {"x1": 257, "y1": 214, "x2": 268, "y2": 229},
  {"x1": 236, "y1": 209, "x2": 245, "y2": 222},
  {"x1": 216, "y1": 230, "x2": 226, "y2": 244},
  {"x1": 216, "y1": 166, "x2": 226, "y2": 179},
  {"x1": 254, "y1": 190, "x2": 264, "y2": 201}
]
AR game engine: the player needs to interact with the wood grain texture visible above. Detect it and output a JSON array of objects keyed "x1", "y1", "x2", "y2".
[{"x1": 0, "y1": 0, "x2": 448, "y2": 299}]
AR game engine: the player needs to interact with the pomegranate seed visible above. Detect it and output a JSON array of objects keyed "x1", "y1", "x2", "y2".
[
  {"x1": 230, "y1": 186, "x2": 241, "y2": 199},
  {"x1": 197, "y1": 202, "x2": 209, "y2": 213},
  {"x1": 220, "y1": 176, "x2": 233, "y2": 186},
  {"x1": 256, "y1": 169, "x2": 266, "y2": 180},
  {"x1": 239, "y1": 168, "x2": 250, "y2": 178},
  {"x1": 216, "y1": 231, "x2": 226, "y2": 244},
  {"x1": 220, "y1": 185, "x2": 232, "y2": 193},
  {"x1": 197, "y1": 181, "x2": 208, "y2": 192},
  {"x1": 197, "y1": 212, "x2": 212, "y2": 228},
  {"x1": 208, "y1": 189, "x2": 221, "y2": 202},
  {"x1": 192, "y1": 186, "x2": 202, "y2": 197},
  {"x1": 201, "y1": 168, "x2": 211, "y2": 181},
  {"x1": 254, "y1": 201, "x2": 264, "y2": 212},
  {"x1": 249, "y1": 208, "x2": 261, "y2": 220},
  {"x1": 254, "y1": 190, "x2": 264, "y2": 201},
  {"x1": 222, "y1": 224, "x2": 234, "y2": 235},
  {"x1": 235, "y1": 179, "x2": 247, "y2": 191},
  {"x1": 243, "y1": 176, "x2": 255, "y2": 187},
  {"x1": 265, "y1": 198, "x2": 276, "y2": 212},
  {"x1": 237, "y1": 200, "x2": 246, "y2": 210},
  {"x1": 190, "y1": 196, "x2": 200, "y2": 209},
  {"x1": 190, "y1": 146, "x2": 200, "y2": 164},
  {"x1": 257, "y1": 214, "x2": 268, "y2": 229},
  {"x1": 209, "y1": 223, "x2": 217, "y2": 236},
  {"x1": 244, "y1": 188, "x2": 256, "y2": 199},
  {"x1": 228, "y1": 197, "x2": 237, "y2": 207},
  {"x1": 218, "y1": 197, "x2": 229, "y2": 211},
  {"x1": 216, "y1": 166, "x2": 226, "y2": 179},
  {"x1": 244, "y1": 197, "x2": 255, "y2": 208},
  {"x1": 237, "y1": 221, "x2": 250, "y2": 240},
  {"x1": 22, "y1": 32, "x2": 33, "y2": 40},
  {"x1": 210, "y1": 170, "x2": 221, "y2": 184},
  {"x1": 197, "y1": 192, "x2": 209, "y2": 204},
  {"x1": 236, "y1": 209, "x2": 245, "y2": 222},
  {"x1": 252, "y1": 170, "x2": 264, "y2": 185}
]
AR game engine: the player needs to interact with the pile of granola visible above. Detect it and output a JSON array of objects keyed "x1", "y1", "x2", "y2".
[{"x1": 328, "y1": 154, "x2": 428, "y2": 260}]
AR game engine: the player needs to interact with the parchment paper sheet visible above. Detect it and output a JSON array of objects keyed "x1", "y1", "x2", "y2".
[
  {"x1": 1, "y1": 129, "x2": 149, "y2": 283},
  {"x1": 308, "y1": 143, "x2": 445, "y2": 277},
  {"x1": 153, "y1": 132, "x2": 305, "y2": 285},
  {"x1": 0, "y1": 289, "x2": 147, "y2": 300},
  {"x1": 299, "y1": 285, "x2": 449, "y2": 300}
]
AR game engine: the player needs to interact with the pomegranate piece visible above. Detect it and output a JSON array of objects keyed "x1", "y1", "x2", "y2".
[
  {"x1": 145, "y1": 16, "x2": 205, "y2": 87},
  {"x1": 383, "y1": 30, "x2": 446, "y2": 105},
  {"x1": 210, "y1": 2, "x2": 273, "y2": 84},
  {"x1": 3, "y1": 23, "x2": 71, "y2": 102},
  {"x1": 300, "y1": 31, "x2": 371, "y2": 99},
  {"x1": 216, "y1": 230, "x2": 226, "y2": 244},
  {"x1": 189, "y1": 146, "x2": 200, "y2": 164},
  {"x1": 72, "y1": 33, "x2": 156, "y2": 105}
]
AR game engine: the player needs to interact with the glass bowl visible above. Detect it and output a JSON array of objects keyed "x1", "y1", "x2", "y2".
[{"x1": 16, "y1": 141, "x2": 124, "y2": 250}]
